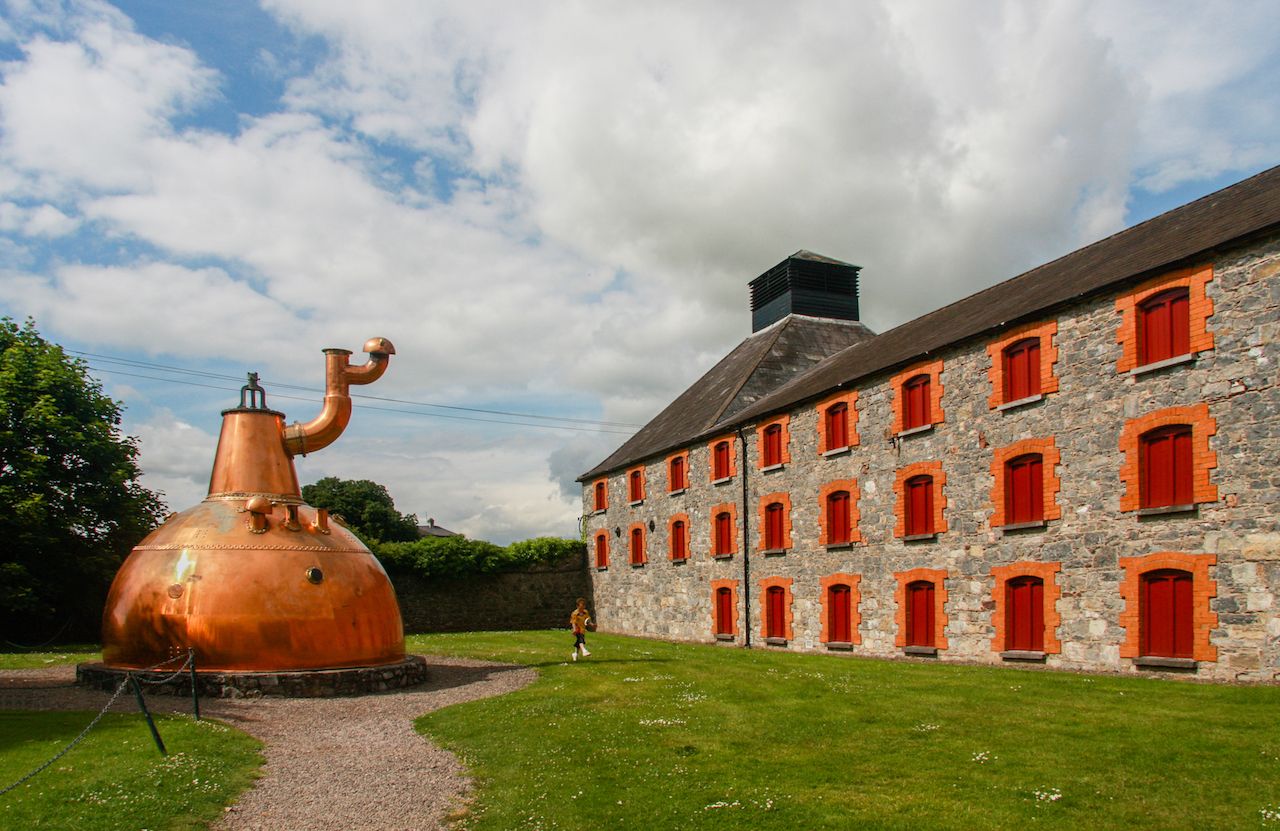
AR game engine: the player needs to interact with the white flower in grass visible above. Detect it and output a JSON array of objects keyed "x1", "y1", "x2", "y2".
[
  {"x1": 971, "y1": 750, "x2": 995, "y2": 763},
  {"x1": 914, "y1": 722, "x2": 939, "y2": 732},
  {"x1": 1261, "y1": 804, "x2": 1280, "y2": 824},
  {"x1": 1033, "y1": 787, "x2": 1062, "y2": 804}
]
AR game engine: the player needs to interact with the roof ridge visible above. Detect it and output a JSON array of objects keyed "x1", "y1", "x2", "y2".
[{"x1": 705, "y1": 316, "x2": 790, "y2": 428}]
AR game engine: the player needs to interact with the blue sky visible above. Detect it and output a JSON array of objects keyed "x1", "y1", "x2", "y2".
[{"x1": 0, "y1": 0, "x2": 1277, "y2": 543}]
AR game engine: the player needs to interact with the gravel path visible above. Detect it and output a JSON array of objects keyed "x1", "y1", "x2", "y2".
[{"x1": 0, "y1": 656, "x2": 536, "y2": 830}]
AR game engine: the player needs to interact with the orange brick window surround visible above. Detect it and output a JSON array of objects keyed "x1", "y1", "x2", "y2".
[
  {"x1": 668, "y1": 513, "x2": 690, "y2": 561},
  {"x1": 1118, "y1": 552, "x2": 1218, "y2": 662},
  {"x1": 627, "y1": 522, "x2": 647, "y2": 565},
  {"x1": 710, "y1": 579, "x2": 740, "y2": 638},
  {"x1": 1118, "y1": 403, "x2": 1218, "y2": 512},
  {"x1": 819, "y1": 572, "x2": 862, "y2": 645},
  {"x1": 816, "y1": 389, "x2": 860, "y2": 453},
  {"x1": 1114, "y1": 264, "x2": 1214, "y2": 373},
  {"x1": 591, "y1": 478, "x2": 608, "y2": 512},
  {"x1": 757, "y1": 492, "x2": 793, "y2": 551},
  {"x1": 989, "y1": 437, "x2": 1063, "y2": 528},
  {"x1": 708, "y1": 434, "x2": 738, "y2": 482},
  {"x1": 756, "y1": 415, "x2": 792, "y2": 469},
  {"x1": 758, "y1": 575, "x2": 795, "y2": 641},
  {"x1": 893, "y1": 568, "x2": 949, "y2": 649},
  {"x1": 626, "y1": 465, "x2": 646, "y2": 503},
  {"x1": 893, "y1": 460, "x2": 947, "y2": 538},
  {"x1": 665, "y1": 449, "x2": 690, "y2": 492},
  {"x1": 890, "y1": 359, "x2": 945, "y2": 434},
  {"x1": 710, "y1": 502, "x2": 739, "y2": 557},
  {"x1": 818, "y1": 479, "x2": 862, "y2": 545},
  {"x1": 986, "y1": 320, "x2": 1060, "y2": 409},
  {"x1": 990, "y1": 561, "x2": 1062, "y2": 654}
]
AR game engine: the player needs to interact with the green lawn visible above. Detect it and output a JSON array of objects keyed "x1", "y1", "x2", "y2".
[
  {"x1": 0, "y1": 646, "x2": 100, "y2": 670},
  {"x1": 407, "y1": 631, "x2": 1280, "y2": 830},
  {"x1": 0, "y1": 712, "x2": 262, "y2": 830}
]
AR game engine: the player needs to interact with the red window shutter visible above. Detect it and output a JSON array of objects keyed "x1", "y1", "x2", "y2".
[
  {"x1": 670, "y1": 456, "x2": 685, "y2": 491},
  {"x1": 672, "y1": 521, "x2": 686, "y2": 559},
  {"x1": 829, "y1": 585, "x2": 851, "y2": 642},
  {"x1": 764, "y1": 503, "x2": 784, "y2": 549},
  {"x1": 630, "y1": 528, "x2": 643, "y2": 564},
  {"x1": 1141, "y1": 426, "x2": 1193, "y2": 508},
  {"x1": 1002, "y1": 338, "x2": 1041, "y2": 402},
  {"x1": 715, "y1": 512, "x2": 732, "y2": 555},
  {"x1": 629, "y1": 471, "x2": 642, "y2": 501},
  {"x1": 825, "y1": 403, "x2": 848, "y2": 450},
  {"x1": 595, "y1": 534, "x2": 608, "y2": 568},
  {"x1": 903, "y1": 375, "x2": 931, "y2": 430},
  {"x1": 827, "y1": 491, "x2": 851, "y2": 544},
  {"x1": 1005, "y1": 454, "x2": 1044, "y2": 524},
  {"x1": 907, "y1": 581, "x2": 935, "y2": 647},
  {"x1": 767, "y1": 587, "x2": 785, "y2": 639},
  {"x1": 1139, "y1": 288, "x2": 1191, "y2": 365},
  {"x1": 1006, "y1": 576, "x2": 1044, "y2": 651},
  {"x1": 716, "y1": 588, "x2": 733, "y2": 635},
  {"x1": 593, "y1": 482, "x2": 606, "y2": 511},
  {"x1": 905, "y1": 475, "x2": 933, "y2": 536},
  {"x1": 714, "y1": 442, "x2": 730, "y2": 479},
  {"x1": 1142, "y1": 569, "x2": 1193, "y2": 658},
  {"x1": 763, "y1": 424, "x2": 782, "y2": 467}
]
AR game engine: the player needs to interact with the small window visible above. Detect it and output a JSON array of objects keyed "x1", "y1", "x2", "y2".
[
  {"x1": 1004, "y1": 454, "x2": 1044, "y2": 525},
  {"x1": 671, "y1": 520, "x2": 688, "y2": 560},
  {"x1": 592, "y1": 481, "x2": 607, "y2": 512},
  {"x1": 669, "y1": 456, "x2": 686, "y2": 492},
  {"x1": 1138, "y1": 287, "x2": 1190, "y2": 366},
  {"x1": 714, "y1": 511, "x2": 733, "y2": 556},
  {"x1": 1141, "y1": 569, "x2": 1193, "y2": 658},
  {"x1": 629, "y1": 526, "x2": 645, "y2": 565},
  {"x1": 828, "y1": 584, "x2": 852, "y2": 643},
  {"x1": 763, "y1": 502, "x2": 785, "y2": 550},
  {"x1": 1002, "y1": 337, "x2": 1041, "y2": 403},
  {"x1": 594, "y1": 532, "x2": 608, "y2": 569},
  {"x1": 825, "y1": 402, "x2": 849, "y2": 450},
  {"x1": 905, "y1": 475, "x2": 934, "y2": 536},
  {"x1": 902, "y1": 374, "x2": 931, "y2": 431},
  {"x1": 762, "y1": 423, "x2": 783, "y2": 467},
  {"x1": 906, "y1": 580, "x2": 935, "y2": 647},
  {"x1": 766, "y1": 586, "x2": 786, "y2": 640},
  {"x1": 715, "y1": 587, "x2": 734, "y2": 636},
  {"x1": 628, "y1": 469, "x2": 644, "y2": 502},
  {"x1": 826, "y1": 490, "x2": 851, "y2": 545},
  {"x1": 1005, "y1": 576, "x2": 1044, "y2": 651},
  {"x1": 713, "y1": 441, "x2": 732, "y2": 480},
  {"x1": 1140, "y1": 425, "x2": 1193, "y2": 509}
]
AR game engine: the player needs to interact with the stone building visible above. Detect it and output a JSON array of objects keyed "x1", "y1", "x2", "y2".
[{"x1": 578, "y1": 165, "x2": 1280, "y2": 682}]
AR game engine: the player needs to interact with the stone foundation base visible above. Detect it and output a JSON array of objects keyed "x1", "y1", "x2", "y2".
[{"x1": 76, "y1": 655, "x2": 429, "y2": 698}]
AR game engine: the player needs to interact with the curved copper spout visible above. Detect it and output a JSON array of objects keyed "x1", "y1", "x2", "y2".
[{"x1": 284, "y1": 337, "x2": 395, "y2": 457}]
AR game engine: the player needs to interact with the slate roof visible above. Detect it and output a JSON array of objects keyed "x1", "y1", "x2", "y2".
[{"x1": 581, "y1": 164, "x2": 1280, "y2": 481}]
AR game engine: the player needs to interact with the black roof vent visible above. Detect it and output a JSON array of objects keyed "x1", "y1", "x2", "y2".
[{"x1": 748, "y1": 251, "x2": 861, "y2": 333}]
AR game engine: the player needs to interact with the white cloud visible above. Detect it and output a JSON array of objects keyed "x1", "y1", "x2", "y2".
[{"x1": 128, "y1": 408, "x2": 219, "y2": 512}]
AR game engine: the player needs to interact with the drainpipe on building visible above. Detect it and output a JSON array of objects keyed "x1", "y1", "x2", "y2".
[{"x1": 737, "y1": 425, "x2": 752, "y2": 649}]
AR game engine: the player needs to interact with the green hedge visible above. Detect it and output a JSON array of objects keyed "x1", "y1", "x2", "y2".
[{"x1": 375, "y1": 536, "x2": 583, "y2": 580}]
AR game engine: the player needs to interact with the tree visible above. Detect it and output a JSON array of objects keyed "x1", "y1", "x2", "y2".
[
  {"x1": 0, "y1": 318, "x2": 166, "y2": 643},
  {"x1": 301, "y1": 476, "x2": 419, "y2": 545}
]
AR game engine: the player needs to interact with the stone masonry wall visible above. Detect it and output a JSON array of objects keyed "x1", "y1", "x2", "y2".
[
  {"x1": 392, "y1": 551, "x2": 592, "y2": 634},
  {"x1": 584, "y1": 232, "x2": 1280, "y2": 682}
]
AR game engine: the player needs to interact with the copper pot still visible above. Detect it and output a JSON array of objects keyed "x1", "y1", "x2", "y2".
[{"x1": 102, "y1": 338, "x2": 407, "y2": 672}]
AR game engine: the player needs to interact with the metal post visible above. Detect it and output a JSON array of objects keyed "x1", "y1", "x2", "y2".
[
  {"x1": 128, "y1": 674, "x2": 167, "y2": 756},
  {"x1": 188, "y1": 649, "x2": 200, "y2": 721}
]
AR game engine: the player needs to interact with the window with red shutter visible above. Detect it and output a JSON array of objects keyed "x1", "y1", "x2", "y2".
[
  {"x1": 763, "y1": 424, "x2": 783, "y2": 467},
  {"x1": 628, "y1": 470, "x2": 643, "y2": 502},
  {"x1": 1004, "y1": 454, "x2": 1044, "y2": 525},
  {"x1": 715, "y1": 587, "x2": 734, "y2": 635},
  {"x1": 1138, "y1": 287, "x2": 1191, "y2": 366},
  {"x1": 906, "y1": 580, "x2": 935, "y2": 647},
  {"x1": 713, "y1": 441, "x2": 731, "y2": 480},
  {"x1": 766, "y1": 586, "x2": 786, "y2": 640},
  {"x1": 1002, "y1": 337, "x2": 1041, "y2": 403},
  {"x1": 671, "y1": 520, "x2": 687, "y2": 560},
  {"x1": 764, "y1": 502, "x2": 784, "y2": 550},
  {"x1": 1141, "y1": 569, "x2": 1193, "y2": 658},
  {"x1": 825, "y1": 402, "x2": 849, "y2": 450},
  {"x1": 669, "y1": 456, "x2": 686, "y2": 491},
  {"x1": 629, "y1": 527, "x2": 644, "y2": 565},
  {"x1": 827, "y1": 490, "x2": 851, "y2": 545},
  {"x1": 594, "y1": 533, "x2": 608, "y2": 568},
  {"x1": 1005, "y1": 576, "x2": 1044, "y2": 651},
  {"x1": 714, "y1": 511, "x2": 733, "y2": 556},
  {"x1": 829, "y1": 584, "x2": 852, "y2": 643},
  {"x1": 905, "y1": 475, "x2": 934, "y2": 536},
  {"x1": 593, "y1": 481, "x2": 606, "y2": 511},
  {"x1": 1140, "y1": 425, "x2": 1193, "y2": 509},
  {"x1": 903, "y1": 374, "x2": 931, "y2": 430}
]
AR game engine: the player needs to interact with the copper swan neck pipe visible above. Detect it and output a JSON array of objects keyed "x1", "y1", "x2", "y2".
[{"x1": 283, "y1": 337, "x2": 395, "y2": 457}]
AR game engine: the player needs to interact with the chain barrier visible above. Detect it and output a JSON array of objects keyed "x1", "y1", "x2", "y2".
[
  {"x1": 132, "y1": 651, "x2": 195, "y2": 686},
  {"x1": 0, "y1": 676, "x2": 130, "y2": 797},
  {"x1": 3, "y1": 619, "x2": 73, "y2": 651}
]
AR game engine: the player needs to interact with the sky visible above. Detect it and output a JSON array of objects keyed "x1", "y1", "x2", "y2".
[{"x1": 0, "y1": 0, "x2": 1277, "y2": 545}]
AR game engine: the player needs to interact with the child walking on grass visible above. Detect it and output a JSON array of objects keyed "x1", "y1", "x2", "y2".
[{"x1": 570, "y1": 598, "x2": 593, "y2": 661}]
